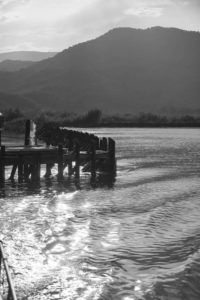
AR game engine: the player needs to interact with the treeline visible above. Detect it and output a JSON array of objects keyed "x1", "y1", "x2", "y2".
[{"x1": 1, "y1": 108, "x2": 200, "y2": 133}]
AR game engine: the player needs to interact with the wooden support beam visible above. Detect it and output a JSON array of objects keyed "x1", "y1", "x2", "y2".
[
  {"x1": 18, "y1": 155, "x2": 23, "y2": 182},
  {"x1": 57, "y1": 144, "x2": 63, "y2": 180},
  {"x1": 34, "y1": 154, "x2": 40, "y2": 181},
  {"x1": 74, "y1": 142, "x2": 80, "y2": 178},
  {"x1": 0, "y1": 146, "x2": 5, "y2": 184},
  {"x1": 9, "y1": 164, "x2": 17, "y2": 180},
  {"x1": 24, "y1": 164, "x2": 30, "y2": 181}
]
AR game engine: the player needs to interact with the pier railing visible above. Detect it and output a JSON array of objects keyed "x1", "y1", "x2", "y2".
[{"x1": 0, "y1": 242, "x2": 17, "y2": 300}]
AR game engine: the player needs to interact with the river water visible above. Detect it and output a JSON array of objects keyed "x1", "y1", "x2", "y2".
[{"x1": 0, "y1": 128, "x2": 200, "y2": 300}]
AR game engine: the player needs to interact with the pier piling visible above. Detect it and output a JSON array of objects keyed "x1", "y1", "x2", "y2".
[{"x1": 108, "y1": 138, "x2": 116, "y2": 173}]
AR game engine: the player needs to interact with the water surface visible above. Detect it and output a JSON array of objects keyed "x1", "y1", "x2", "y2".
[{"x1": 0, "y1": 128, "x2": 200, "y2": 300}]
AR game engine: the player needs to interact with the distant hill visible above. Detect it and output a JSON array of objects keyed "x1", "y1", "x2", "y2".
[
  {"x1": 0, "y1": 27, "x2": 199, "y2": 115},
  {"x1": 0, "y1": 60, "x2": 34, "y2": 72},
  {"x1": 0, "y1": 91, "x2": 38, "y2": 111},
  {"x1": 0, "y1": 51, "x2": 57, "y2": 62}
]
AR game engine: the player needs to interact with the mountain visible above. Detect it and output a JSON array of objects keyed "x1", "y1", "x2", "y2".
[
  {"x1": 0, "y1": 27, "x2": 199, "y2": 115},
  {"x1": 0, "y1": 60, "x2": 34, "y2": 72},
  {"x1": 0, "y1": 51, "x2": 57, "y2": 62},
  {"x1": 0, "y1": 91, "x2": 38, "y2": 111}
]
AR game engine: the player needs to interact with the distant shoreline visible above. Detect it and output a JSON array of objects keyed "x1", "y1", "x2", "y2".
[
  {"x1": 2, "y1": 108, "x2": 200, "y2": 133},
  {"x1": 66, "y1": 124, "x2": 200, "y2": 128}
]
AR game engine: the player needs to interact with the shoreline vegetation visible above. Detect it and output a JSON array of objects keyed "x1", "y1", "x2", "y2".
[{"x1": 2, "y1": 108, "x2": 200, "y2": 133}]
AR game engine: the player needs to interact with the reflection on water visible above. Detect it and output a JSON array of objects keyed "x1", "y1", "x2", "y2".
[{"x1": 0, "y1": 128, "x2": 200, "y2": 300}]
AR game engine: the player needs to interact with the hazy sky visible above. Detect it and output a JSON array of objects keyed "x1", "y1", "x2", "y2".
[{"x1": 1, "y1": 0, "x2": 200, "y2": 53}]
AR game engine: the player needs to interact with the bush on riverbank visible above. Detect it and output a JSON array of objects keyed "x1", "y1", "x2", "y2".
[{"x1": 2, "y1": 108, "x2": 200, "y2": 133}]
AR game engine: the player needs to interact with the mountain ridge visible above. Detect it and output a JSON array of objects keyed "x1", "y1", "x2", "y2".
[
  {"x1": 0, "y1": 51, "x2": 58, "y2": 62},
  {"x1": 0, "y1": 27, "x2": 199, "y2": 115}
]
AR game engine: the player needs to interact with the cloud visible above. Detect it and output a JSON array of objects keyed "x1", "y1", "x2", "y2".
[
  {"x1": 124, "y1": 7, "x2": 163, "y2": 17},
  {"x1": 0, "y1": 0, "x2": 200, "y2": 52},
  {"x1": 0, "y1": 0, "x2": 27, "y2": 10}
]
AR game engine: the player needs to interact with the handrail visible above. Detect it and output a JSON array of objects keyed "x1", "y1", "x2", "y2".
[{"x1": 0, "y1": 241, "x2": 17, "y2": 300}]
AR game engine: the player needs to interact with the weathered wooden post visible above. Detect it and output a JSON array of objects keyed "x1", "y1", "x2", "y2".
[
  {"x1": 25, "y1": 120, "x2": 36, "y2": 146},
  {"x1": 30, "y1": 121, "x2": 37, "y2": 146},
  {"x1": 74, "y1": 141, "x2": 80, "y2": 178},
  {"x1": 24, "y1": 119, "x2": 31, "y2": 181},
  {"x1": 24, "y1": 119, "x2": 31, "y2": 146},
  {"x1": 94, "y1": 137, "x2": 99, "y2": 150},
  {"x1": 100, "y1": 137, "x2": 107, "y2": 151},
  {"x1": 99, "y1": 139, "x2": 103, "y2": 150},
  {"x1": 57, "y1": 144, "x2": 64, "y2": 179},
  {"x1": 90, "y1": 141, "x2": 96, "y2": 178},
  {"x1": 108, "y1": 138, "x2": 116, "y2": 173},
  {"x1": 0, "y1": 112, "x2": 4, "y2": 146},
  {"x1": 0, "y1": 146, "x2": 5, "y2": 184}
]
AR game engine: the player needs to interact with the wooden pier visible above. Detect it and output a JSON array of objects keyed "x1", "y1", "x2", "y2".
[{"x1": 0, "y1": 121, "x2": 116, "y2": 184}]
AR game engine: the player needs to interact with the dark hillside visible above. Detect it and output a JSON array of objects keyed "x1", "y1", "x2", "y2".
[{"x1": 0, "y1": 27, "x2": 199, "y2": 115}]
